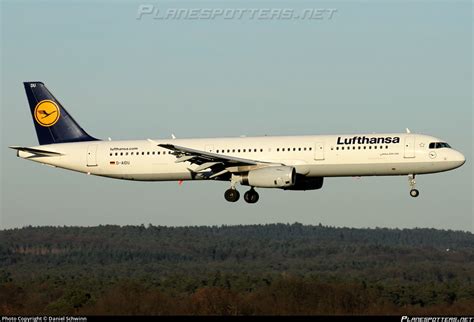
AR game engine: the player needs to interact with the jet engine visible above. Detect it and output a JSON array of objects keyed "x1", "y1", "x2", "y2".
[{"x1": 240, "y1": 166, "x2": 296, "y2": 188}]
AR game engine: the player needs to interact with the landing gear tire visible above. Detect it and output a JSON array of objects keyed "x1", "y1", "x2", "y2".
[
  {"x1": 410, "y1": 189, "x2": 420, "y2": 198},
  {"x1": 224, "y1": 188, "x2": 240, "y2": 202},
  {"x1": 244, "y1": 189, "x2": 259, "y2": 204},
  {"x1": 408, "y1": 174, "x2": 419, "y2": 198}
]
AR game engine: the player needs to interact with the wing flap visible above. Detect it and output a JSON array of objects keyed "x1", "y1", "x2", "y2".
[{"x1": 194, "y1": 162, "x2": 222, "y2": 172}]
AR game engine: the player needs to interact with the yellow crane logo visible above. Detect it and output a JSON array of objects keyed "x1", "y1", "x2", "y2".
[{"x1": 34, "y1": 100, "x2": 60, "y2": 127}]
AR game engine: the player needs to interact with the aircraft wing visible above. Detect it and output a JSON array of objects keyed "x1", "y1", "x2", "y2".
[{"x1": 158, "y1": 143, "x2": 281, "y2": 179}]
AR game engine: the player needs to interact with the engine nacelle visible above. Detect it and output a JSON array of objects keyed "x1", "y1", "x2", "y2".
[
  {"x1": 240, "y1": 166, "x2": 296, "y2": 188},
  {"x1": 284, "y1": 175, "x2": 324, "y2": 191}
]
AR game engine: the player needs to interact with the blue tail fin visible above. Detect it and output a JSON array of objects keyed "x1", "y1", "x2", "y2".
[{"x1": 24, "y1": 82, "x2": 98, "y2": 145}]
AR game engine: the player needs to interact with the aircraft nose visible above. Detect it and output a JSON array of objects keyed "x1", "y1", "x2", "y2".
[{"x1": 453, "y1": 150, "x2": 466, "y2": 167}]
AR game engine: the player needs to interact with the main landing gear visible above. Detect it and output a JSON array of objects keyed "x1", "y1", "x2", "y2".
[
  {"x1": 224, "y1": 187, "x2": 259, "y2": 203},
  {"x1": 244, "y1": 188, "x2": 259, "y2": 204},
  {"x1": 224, "y1": 188, "x2": 240, "y2": 202},
  {"x1": 408, "y1": 174, "x2": 420, "y2": 198}
]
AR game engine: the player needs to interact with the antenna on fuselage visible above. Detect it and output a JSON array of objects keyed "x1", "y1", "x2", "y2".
[{"x1": 406, "y1": 128, "x2": 411, "y2": 134}]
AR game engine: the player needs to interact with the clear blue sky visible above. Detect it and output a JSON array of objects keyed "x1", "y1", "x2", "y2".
[{"x1": 1, "y1": 1, "x2": 472, "y2": 231}]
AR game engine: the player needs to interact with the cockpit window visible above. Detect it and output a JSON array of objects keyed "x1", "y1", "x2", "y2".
[{"x1": 429, "y1": 142, "x2": 451, "y2": 149}]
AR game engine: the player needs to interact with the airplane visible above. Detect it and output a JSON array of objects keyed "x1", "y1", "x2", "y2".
[{"x1": 10, "y1": 82, "x2": 466, "y2": 203}]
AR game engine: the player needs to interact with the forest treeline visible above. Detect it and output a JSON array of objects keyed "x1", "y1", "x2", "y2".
[{"x1": 1, "y1": 223, "x2": 473, "y2": 315}]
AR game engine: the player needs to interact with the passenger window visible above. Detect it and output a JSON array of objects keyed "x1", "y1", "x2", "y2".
[
  {"x1": 120, "y1": 152, "x2": 123, "y2": 156},
  {"x1": 304, "y1": 147, "x2": 307, "y2": 151},
  {"x1": 309, "y1": 147, "x2": 312, "y2": 151},
  {"x1": 298, "y1": 148, "x2": 301, "y2": 151},
  {"x1": 277, "y1": 148, "x2": 279, "y2": 152},
  {"x1": 336, "y1": 147, "x2": 339, "y2": 150},
  {"x1": 358, "y1": 146, "x2": 361, "y2": 150},
  {"x1": 260, "y1": 149, "x2": 263, "y2": 152},
  {"x1": 110, "y1": 153, "x2": 112, "y2": 156}
]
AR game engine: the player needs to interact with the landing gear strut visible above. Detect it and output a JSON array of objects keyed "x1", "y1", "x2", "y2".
[
  {"x1": 408, "y1": 174, "x2": 419, "y2": 198},
  {"x1": 244, "y1": 188, "x2": 259, "y2": 204},
  {"x1": 224, "y1": 188, "x2": 240, "y2": 202}
]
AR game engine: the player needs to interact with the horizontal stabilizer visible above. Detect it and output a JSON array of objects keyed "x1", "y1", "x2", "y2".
[{"x1": 9, "y1": 146, "x2": 63, "y2": 156}]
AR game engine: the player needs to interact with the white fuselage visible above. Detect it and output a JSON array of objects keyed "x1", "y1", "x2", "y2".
[{"x1": 18, "y1": 133, "x2": 465, "y2": 182}]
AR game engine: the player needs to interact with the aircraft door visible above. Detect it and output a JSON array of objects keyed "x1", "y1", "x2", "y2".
[
  {"x1": 314, "y1": 142, "x2": 325, "y2": 160},
  {"x1": 404, "y1": 136, "x2": 415, "y2": 158},
  {"x1": 87, "y1": 144, "x2": 98, "y2": 166}
]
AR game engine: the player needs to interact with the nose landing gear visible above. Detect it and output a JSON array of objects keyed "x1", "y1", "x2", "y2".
[{"x1": 408, "y1": 174, "x2": 420, "y2": 198}]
